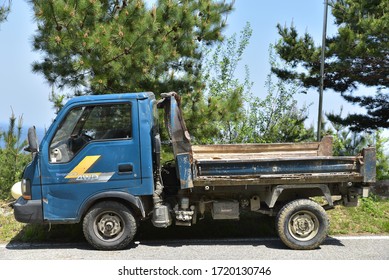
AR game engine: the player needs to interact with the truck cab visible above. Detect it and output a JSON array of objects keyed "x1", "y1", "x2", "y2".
[{"x1": 14, "y1": 92, "x2": 157, "y2": 227}]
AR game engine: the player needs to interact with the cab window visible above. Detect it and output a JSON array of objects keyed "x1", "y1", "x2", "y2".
[{"x1": 49, "y1": 103, "x2": 132, "y2": 163}]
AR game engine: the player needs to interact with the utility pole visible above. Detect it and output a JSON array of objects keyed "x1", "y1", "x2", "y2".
[{"x1": 317, "y1": 0, "x2": 329, "y2": 141}]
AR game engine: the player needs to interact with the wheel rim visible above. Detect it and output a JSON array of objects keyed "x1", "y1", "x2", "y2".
[
  {"x1": 288, "y1": 210, "x2": 319, "y2": 241},
  {"x1": 94, "y1": 211, "x2": 124, "y2": 242}
]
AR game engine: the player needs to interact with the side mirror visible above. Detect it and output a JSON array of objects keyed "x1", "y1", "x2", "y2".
[{"x1": 24, "y1": 126, "x2": 39, "y2": 153}]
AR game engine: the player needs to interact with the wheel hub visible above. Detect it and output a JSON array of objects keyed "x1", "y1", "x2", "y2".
[
  {"x1": 97, "y1": 214, "x2": 122, "y2": 237},
  {"x1": 289, "y1": 211, "x2": 319, "y2": 241},
  {"x1": 292, "y1": 214, "x2": 315, "y2": 237}
]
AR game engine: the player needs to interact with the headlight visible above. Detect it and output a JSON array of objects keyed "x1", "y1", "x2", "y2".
[{"x1": 11, "y1": 181, "x2": 22, "y2": 199}]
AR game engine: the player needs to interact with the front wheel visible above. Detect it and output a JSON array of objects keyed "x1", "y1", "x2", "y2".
[
  {"x1": 276, "y1": 199, "x2": 329, "y2": 250},
  {"x1": 83, "y1": 201, "x2": 137, "y2": 250}
]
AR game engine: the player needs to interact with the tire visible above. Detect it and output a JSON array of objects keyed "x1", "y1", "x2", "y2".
[
  {"x1": 82, "y1": 201, "x2": 137, "y2": 250},
  {"x1": 276, "y1": 199, "x2": 329, "y2": 250}
]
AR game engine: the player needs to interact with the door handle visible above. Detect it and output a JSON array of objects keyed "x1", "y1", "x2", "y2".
[{"x1": 118, "y1": 164, "x2": 133, "y2": 174}]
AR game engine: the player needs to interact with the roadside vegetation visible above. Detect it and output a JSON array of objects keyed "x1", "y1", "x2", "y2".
[{"x1": 328, "y1": 196, "x2": 389, "y2": 235}]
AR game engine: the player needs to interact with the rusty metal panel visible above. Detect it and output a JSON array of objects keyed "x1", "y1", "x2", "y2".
[
  {"x1": 190, "y1": 134, "x2": 376, "y2": 188},
  {"x1": 263, "y1": 184, "x2": 333, "y2": 208},
  {"x1": 157, "y1": 93, "x2": 375, "y2": 190},
  {"x1": 195, "y1": 157, "x2": 360, "y2": 177},
  {"x1": 193, "y1": 173, "x2": 364, "y2": 187},
  {"x1": 318, "y1": 135, "x2": 333, "y2": 156},
  {"x1": 176, "y1": 153, "x2": 194, "y2": 189},
  {"x1": 192, "y1": 136, "x2": 334, "y2": 161},
  {"x1": 361, "y1": 147, "x2": 376, "y2": 183},
  {"x1": 158, "y1": 92, "x2": 194, "y2": 189},
  {"x1": 158, "y1": 92, "x2": 192, "y2": 157}
]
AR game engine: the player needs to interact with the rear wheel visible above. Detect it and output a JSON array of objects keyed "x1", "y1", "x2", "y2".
[
  {"x1": 83, "y1": 201, "x2": 137, "y2": 250},
  {"x1": 276, "y1": 199, "x2": 329, "y2": 250}
]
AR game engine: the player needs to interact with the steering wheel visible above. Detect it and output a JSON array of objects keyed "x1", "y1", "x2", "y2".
[
  {"x1": 69, "y1": 132, "x2": 93, "y2": 153},
  {"x1": 80, "y1": 132, "x2": 93, "y2": 141}
]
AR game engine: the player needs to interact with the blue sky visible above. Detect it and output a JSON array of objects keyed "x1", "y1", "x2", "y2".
[{"x1": 0, "y1": 0, "x2": 362, "y2": 131}]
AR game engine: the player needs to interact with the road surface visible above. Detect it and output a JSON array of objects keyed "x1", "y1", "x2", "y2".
[{"x1": 1, "y1": 235, "x2": 388, "y2": 260}]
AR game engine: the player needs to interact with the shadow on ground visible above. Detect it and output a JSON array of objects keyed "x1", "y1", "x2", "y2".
[
  {"x1": 7, "y1": 212, "x2": 278, "y2": 248},
  {"x1": 6, "y1": 212, "x2": 347, "y2": 251}
]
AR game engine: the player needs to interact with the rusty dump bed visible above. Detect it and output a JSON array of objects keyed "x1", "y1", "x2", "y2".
[
  {"x1": 191, "y1": 136, "x2": 376, "y2": 187},
  {"x1": 159, "y1": 92, "x2": 376, "y2": 189}
]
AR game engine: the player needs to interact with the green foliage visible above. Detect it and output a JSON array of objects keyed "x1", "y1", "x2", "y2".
[
  {"x1": 273, "y1": 0, "x2": 389, "y2": 131},
  {"x1": 238, "y1": 48, "x2": 315, "y2": 144},
  {"x1": 373, "y1": 131, "x2": 389, "y2": 180},
  {"x1": 244, "y1": 73, "x2": 314, "y2": 143},
  {"x1": 331, "y1": 130, "x2": 368, "y2": 156},
  {"x1": 190, "y1": 24, "x2": 314, "y2": 145},
  {"x1": 204, "y1": 22, "x2": 252, "y2": 143},
  {"x1": 49, "y1": 86, "x2": 65, "y2": 114},
  {"x1": 328, "y1": 109, "x2": 369, "y2": 156},
  {"x1": 186, "y1": 22, "x2": 253, "y2": 144},
  {"x1": 328, "y1": 196, "x2": 389, "y2": 235},
  {"x1": 0, "y1": 112, "x2": 30, "y2": 200},
  {"x1": 29, "y1": 0, "x2": 232, "y2": 100},
  {"x1": 360, "y1": 195, "x2": 383, "y2": 217},
  {"x1": 30, "y1": 1, "x2": 314, "y2": 145},
  {"x1": 0, "y1": 0, "x2": 11, "y2": 23},
  {"x1": 326, "y1": 111, "x2": 389, "y2": 180}
]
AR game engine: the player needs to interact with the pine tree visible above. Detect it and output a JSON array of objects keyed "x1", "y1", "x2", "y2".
[
  {"x1": 0, "y1": 112, "x2": 30, "y2": 200},
  {"x1": 29, "y1": 0, "x2": 232, "y2": 100},
  {"x1": 0, "y1": 0, "x2": 11, "y2": 24},
  {"x1": 272, "y1": 0, "x2": 388, "y2": 132}
]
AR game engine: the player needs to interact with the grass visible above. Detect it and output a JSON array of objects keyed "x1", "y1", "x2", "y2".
[
  {"x1": 1, "y1": 196, "x2": 388, "y2": 244},
  {"x1": 0, "y1": 202, "x2": 24, "y2": 241},
  {"x1": 327, "y1": 195, "x2": 389, "y2": 235},
  {"x1": 0, "y1": 201, "x2": 84, "y2": 243}
]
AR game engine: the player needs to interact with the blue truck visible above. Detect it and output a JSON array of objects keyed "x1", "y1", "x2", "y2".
[{"x1": 12, "y1": 92, "x2": 376, "y2": 250}]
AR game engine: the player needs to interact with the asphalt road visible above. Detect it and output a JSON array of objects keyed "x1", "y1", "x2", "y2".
[{"x1": 1, "y1": 235, "x2": 388, "y2": 260}]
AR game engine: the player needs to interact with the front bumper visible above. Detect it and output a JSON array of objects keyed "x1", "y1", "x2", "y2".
[{"x1": 13, "y1": 197, "x2": 43, "y2": 224}]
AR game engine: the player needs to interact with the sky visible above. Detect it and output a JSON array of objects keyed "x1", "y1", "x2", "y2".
[{"x1": 0, "y1": 0, "x2": 366, "y2": 133}]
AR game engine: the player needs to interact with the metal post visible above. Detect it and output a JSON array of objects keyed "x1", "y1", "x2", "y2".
[{"x1": 317, "y1": 0, "x2": 328, "y2": 141}]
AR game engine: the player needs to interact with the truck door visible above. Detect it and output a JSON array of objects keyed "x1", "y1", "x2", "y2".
[{"x1": 40, "y1": 101, "x2": 142, "y2": 221}]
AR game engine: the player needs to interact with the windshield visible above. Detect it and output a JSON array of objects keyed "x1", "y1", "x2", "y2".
[{"x1": 51, "y1": 107, "x2": 84, "y2": 146}]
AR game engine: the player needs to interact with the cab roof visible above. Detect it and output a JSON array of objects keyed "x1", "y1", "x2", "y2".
[{"x1": 65, "y1": 92, "x2": 155, "y2": 106}]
